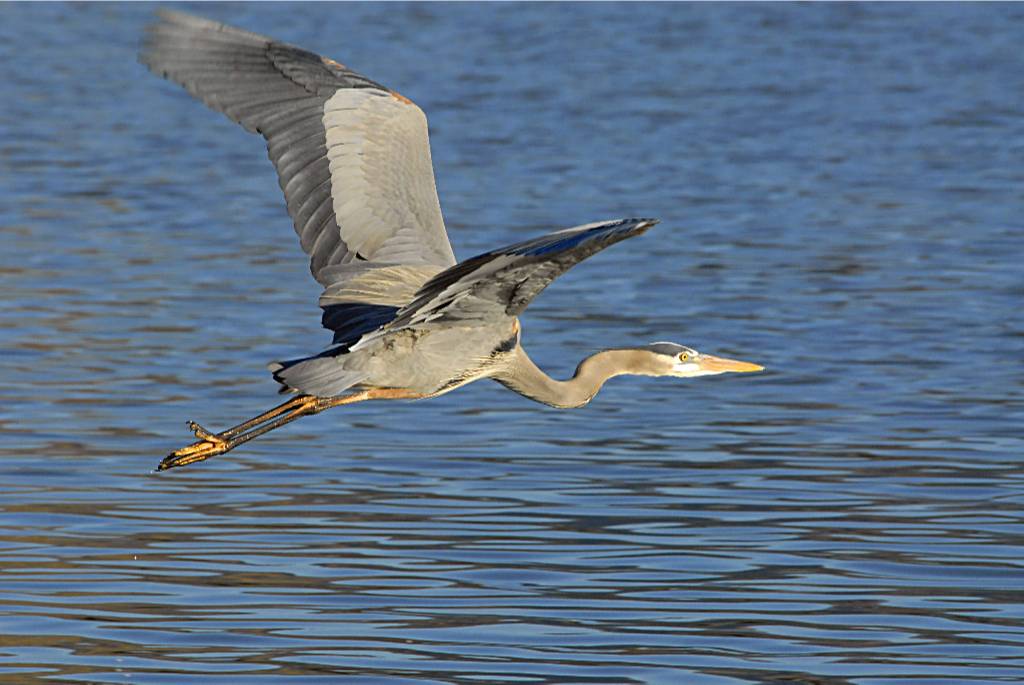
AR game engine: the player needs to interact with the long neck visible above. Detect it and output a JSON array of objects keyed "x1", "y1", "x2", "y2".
[{"x1": 496, "y1": 346, "x2": 649, "y2": 409}]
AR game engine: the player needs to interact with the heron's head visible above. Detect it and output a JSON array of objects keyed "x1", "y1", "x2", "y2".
[{"x1": 637, "y1": 342, "x2": 764, "y2": 378}]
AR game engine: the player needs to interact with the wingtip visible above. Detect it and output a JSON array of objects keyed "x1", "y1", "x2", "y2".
[
  {"x1": 606, "y1": 217, "x2": 659, "y2": 231},
  {"x1": 150, "y1": 8, "x2": 211, "y2": 27},
  {"x1": 610, "y1": 217, "x2": 659, "y2": 236},
  {"x1": 146, "y1": 8, "x2": 196, "y2": 32}
]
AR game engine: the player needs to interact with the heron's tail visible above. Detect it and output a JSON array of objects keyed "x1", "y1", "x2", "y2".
[{"x1": 267, "y1": 355, "x2": 366, "y2": 398}]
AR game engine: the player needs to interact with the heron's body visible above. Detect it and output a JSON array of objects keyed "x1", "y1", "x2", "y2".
[
  {"x1": 315, "y1": 318, "x2": 519, "y2": 400},
  {"x1": 141, "y1": 11, "x2": 763, "y2": 471}
]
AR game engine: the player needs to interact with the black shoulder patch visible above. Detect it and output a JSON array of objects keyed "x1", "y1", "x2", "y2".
[{"x1": 493, "y1": 334, "x2": 518, "y2": 355}]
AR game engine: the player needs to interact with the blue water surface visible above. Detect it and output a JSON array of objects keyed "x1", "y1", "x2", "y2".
[{"x1": 1, "y1": 3, "x2": 1022, "y2": 683}]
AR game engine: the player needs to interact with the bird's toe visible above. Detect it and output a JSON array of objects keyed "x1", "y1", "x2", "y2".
[
  {"x1": 187, "y1": 420, "x2": 220, "y2": 441},
  {"x1": 157, "y1": 432, "x2": 230, "y2": 472}
]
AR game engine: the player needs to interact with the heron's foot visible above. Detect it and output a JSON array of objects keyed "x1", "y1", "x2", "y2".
[
  {"x1": 187, "y1": 420, "x2": 220, "y2": 442},
  {"x1": 156, "y1": 421, "x2": 232, "y2": 472}
]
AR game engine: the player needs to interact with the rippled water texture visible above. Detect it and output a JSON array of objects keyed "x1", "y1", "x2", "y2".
[{"x1": 1, "y1": 3, "x2": 1023, "y2": 683}]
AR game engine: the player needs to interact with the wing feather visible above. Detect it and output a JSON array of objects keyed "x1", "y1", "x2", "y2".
[
  {"x1": 350, "y1": 218, "x2": 659, "y2": 350},
  {"x1": 141, "y1": 10, "x2": 458, "y2": 349},
  {"x1": 140, "y1": 10, "x2": 456, "y2": 289}
]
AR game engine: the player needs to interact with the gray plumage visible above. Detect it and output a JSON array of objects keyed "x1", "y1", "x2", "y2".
[
  {"x1": 271, "y1": 217, "x2": 659, "y2": 398},
  {"x1": 143, "y1": 12, "x2": 763, "y2": 472},
  {"x1": 141, "y1": 9, "x2": 455, "y2": 289}
]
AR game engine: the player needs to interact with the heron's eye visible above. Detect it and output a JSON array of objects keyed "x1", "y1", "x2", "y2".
[{"x1": 678, "y1": 352, "x2": 690, "y2": 362}]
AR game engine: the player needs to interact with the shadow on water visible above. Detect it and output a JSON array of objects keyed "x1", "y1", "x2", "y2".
[{"x1": 0, "y1": 3, "x2": 1022, "y2": 683}]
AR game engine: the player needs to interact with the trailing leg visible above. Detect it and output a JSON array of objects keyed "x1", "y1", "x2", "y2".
[{"x1": 157, "y1": 392, "x2": 374, "y2": 472}]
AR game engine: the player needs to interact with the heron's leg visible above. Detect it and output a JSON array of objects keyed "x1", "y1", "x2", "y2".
[
  {"x1": 157, "y1": 389, "x2": 423, "y2": 472},
  {"x1": 160, "y1": 394, "x2": 316, "y2": 470},
  {"x1": 188, "y1": 394, "x2": 311, "y2": 440}
]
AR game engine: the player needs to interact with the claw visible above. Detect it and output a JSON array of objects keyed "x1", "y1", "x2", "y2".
[
  {"x1": 157, "y1": 427, "x2": 230, "y2": 472},
  {"x1": 187, "y1": 420, "x2": 218, "y2": 441}
]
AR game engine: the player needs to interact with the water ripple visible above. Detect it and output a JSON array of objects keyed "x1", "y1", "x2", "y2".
[{"x1": 1, "y1": 3, "x2": 1023, "y2": 683}]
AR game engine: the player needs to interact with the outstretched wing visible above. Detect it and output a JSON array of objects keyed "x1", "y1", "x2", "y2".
[
  {"x1": 140, "y1": 10, "x2": 457, "y2": 290},
  {"x1": 351, "y1": 218, "x2": 659, "y2": 349}
]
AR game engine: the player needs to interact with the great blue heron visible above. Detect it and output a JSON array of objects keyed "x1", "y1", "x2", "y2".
[{"x1": 142, "y1": 11, "x2": 763, "y2": 471}]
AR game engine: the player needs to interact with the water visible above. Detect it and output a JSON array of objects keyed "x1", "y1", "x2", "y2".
[{"x1": 1, "y1": 3, "x2": 1022, "y2": 683}]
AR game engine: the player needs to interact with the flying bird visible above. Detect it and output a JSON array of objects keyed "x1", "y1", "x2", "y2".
[{"x1": 140, "y1": 10, "x2": 763, "y2": 471}]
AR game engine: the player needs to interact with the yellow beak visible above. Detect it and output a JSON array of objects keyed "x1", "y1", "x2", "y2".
[{"x1": 698, "y1": 354, "x2": 764, "y2": 373}]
